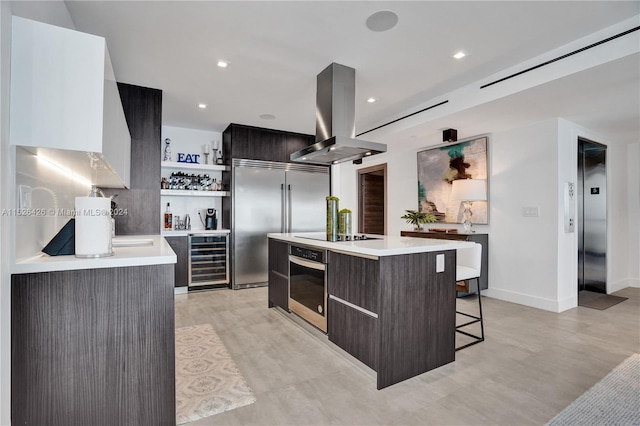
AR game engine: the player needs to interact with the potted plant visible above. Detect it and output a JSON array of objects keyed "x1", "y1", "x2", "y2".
[{"x1": 401, "y1": 209, "x2": 436, "y2": 230}]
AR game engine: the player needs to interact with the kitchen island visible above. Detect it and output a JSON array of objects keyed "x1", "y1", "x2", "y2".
[
  {"x1": 268, "y1": 232, "x2": 474, "y2": 389},
  {"x1": 11, "y1": 235, "x2": 177, "y2": 425}
]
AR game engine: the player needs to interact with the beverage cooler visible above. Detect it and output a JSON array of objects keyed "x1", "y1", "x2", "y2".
[{"x1": 189, "y1": 233, "x2": 229, "y2": 289}]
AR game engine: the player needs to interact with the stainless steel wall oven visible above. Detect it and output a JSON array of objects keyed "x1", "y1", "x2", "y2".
[{"x1": 288, "y1": 245, "x2": 327, "y2": 332}]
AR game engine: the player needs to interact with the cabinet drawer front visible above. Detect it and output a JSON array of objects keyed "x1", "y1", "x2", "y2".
[
  {"x1": 327, "y1": 251, "x2": 379, "y2": 313},
  {"x1": 328, "y1": 299, "x2": 377, "y2": 370}
]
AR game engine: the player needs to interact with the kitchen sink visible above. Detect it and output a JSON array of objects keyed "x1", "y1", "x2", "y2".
[{"x1": 112, "y1": 238, "x2": 154, "y2": 247}]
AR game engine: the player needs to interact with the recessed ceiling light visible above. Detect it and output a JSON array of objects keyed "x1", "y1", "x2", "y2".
[
  {"x1": 198, "y1": 103, "x2": 207, "y2": 109},
  {"x1": 366, "y1": 10, "x2": 399, "y2": 32},
  {"x1": 217, "y1": 61, "x2": 228, "y2": 68},
  {"x1": 367, "y1": 97, "x2": 376, "y2": 103},
  {"x1": 453, "y1": 51, "x2": 466, "y2": 59},
  {"x1": 259, "y1": 113, "x2": 276, "y2": 120},
  {"x1": 365, "y1": 152, "x2": 372, "y2": 156}
]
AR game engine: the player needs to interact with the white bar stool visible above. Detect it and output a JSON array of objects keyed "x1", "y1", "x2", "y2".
[{"x1": 455, "y1": 243, "x2": 484, "y2": 351}]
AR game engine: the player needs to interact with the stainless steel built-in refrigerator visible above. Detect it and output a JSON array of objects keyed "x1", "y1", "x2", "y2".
[{"x1": 231, "y1": 159, "x2": 330, "y2": 289}]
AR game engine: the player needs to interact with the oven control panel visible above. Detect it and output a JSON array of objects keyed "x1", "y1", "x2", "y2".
[{"x1": 290, "y1": 245, "x2": 325, "y2": 264}]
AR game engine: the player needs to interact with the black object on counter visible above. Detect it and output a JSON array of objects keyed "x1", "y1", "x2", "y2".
[
  {"x1": 42, "y1": 219, "x2": 75, "y2": 256},
  {"x1": 205, "y1": 208, "x2": 217, "y2": 230}
]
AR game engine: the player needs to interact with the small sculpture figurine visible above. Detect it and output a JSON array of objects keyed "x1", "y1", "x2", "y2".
[{"x1": 163, "y1": 138, "x2": 172, "y2": 161}]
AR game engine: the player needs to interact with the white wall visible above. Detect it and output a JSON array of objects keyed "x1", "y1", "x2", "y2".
[
  {"x1": 487, "y1": 120, "x2": 561, "y2": 310},
  {"x1": 14, "y1": 147, "x2": 91, "y2": 260},
  {"x1": 161, "y1": 125, "x2": 222, "y2": 163},
  {"x1": 334, "y1": 134, "x2": 486, "y2": 237},
  {"x1": 628, "y1": 142, "x2": 640, "y2": 288},
  {"x1": 556, "y1": 120, "x2": 578, "y2": 310},
  {"x1": 0, "y1": 3, "x2": 12, "y2": 424},
  {"x1": 160, "y1": 126, "x2": 225, "y2": 230},
  {"x1": 606, "y1": 136, "x2": 631, "y2": 292},
  {"x1": 336, "y1": 117, "x2": 637, "y2": 313}
]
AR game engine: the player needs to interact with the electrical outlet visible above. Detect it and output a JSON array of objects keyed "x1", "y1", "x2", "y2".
[
  {"x1": 522, "y1": 206, "x2": 540, "y2": 217},
  {"x1": 19, "y1": 185, "x2": 32, "y2": 209},
  {"x1": 436, "y1": 254, "x2": 445, "y2": 273}
]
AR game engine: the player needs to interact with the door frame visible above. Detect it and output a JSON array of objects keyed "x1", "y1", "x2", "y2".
[{"x1": 357, "y1": 163, "x2": 387, "y2": 235}]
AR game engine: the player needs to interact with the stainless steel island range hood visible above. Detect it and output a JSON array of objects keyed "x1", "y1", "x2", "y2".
[{"x1": 290, "y1": 63, "x2": 386, "y2": 165}]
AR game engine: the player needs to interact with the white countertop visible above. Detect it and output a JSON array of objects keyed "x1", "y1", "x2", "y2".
[
  {"x1": 13, "y1": 235, "x2": 177, "y2": 274},
  {"x1": 162, "y1": 229, "x2": 230, "y2": 237},
  {"x1": 268, "y1": 232, "x2": 475, "y2": 257}
]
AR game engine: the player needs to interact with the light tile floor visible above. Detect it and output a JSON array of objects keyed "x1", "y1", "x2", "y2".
[{"x1": 175, "y1": 287, "x2": 640, "y2": 425}]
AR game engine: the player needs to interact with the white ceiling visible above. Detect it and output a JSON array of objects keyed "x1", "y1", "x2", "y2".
[{"x1": 63, "y1": 1, "x2": 640, "y2": 145}]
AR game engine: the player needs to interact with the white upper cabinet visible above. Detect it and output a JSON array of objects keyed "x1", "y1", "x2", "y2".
[{"x1": 10, "y1": 16, "x2": 131, "y2": 188}]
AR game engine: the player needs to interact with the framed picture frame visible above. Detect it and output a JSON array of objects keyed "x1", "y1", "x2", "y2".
[{"x1": 416, "y1": 136, "x2": 488, "y2": 224}]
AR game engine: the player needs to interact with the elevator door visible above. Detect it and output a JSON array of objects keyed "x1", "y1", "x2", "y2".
[{"x1": 578, "y1": 139, "x2": 607, "y2": 293}]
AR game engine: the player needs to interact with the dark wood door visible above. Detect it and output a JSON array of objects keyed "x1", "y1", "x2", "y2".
[{"x1": 359, "y1": 165, "x2": 386, "y2": 235}]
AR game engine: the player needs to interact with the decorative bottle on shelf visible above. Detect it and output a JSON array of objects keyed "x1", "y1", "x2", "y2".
[
  {"x1": 163, "y1": 138, "x2": 172, "y2": 161},
  {"x1": 164, "y1": 202, "x2": 173, "y2": 230}
]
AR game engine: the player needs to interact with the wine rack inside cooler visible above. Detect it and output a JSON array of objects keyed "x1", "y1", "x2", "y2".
[{"x1": 188, "y1": 234, "x2": 229, "y2": 288}]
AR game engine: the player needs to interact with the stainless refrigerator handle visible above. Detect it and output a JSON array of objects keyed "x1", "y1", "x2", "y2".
[
  {"x1": 281, "y1": 183, "x2": 286, "y2": 233},
  {"x1": 287, "y1": 184, "x2": 292, "y2": 233}
]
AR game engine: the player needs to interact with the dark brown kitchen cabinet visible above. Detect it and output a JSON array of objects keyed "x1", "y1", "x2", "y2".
[
  {"x1": 268, "y1": 239, "x2": 289, "y2": 310},
  {"x1": 327, "y1": 251, "x2": 379, "y2": 370},
  {"x1": 102, "y1": 83, "x2": 162, "y2": 235},
  {"x1": 328, "y1": 298, "x2": 378, "y2": 370},
  {"x1": 166, "y1": 235, "x2": 189, "y2": 287},
  {"x1": 222, "y1": 123, "x2": 315, "y2": 165},
  {"x1": 327, "y1": 249, "x2": 456, "y2": 389},
  {"x1": 11, "y1": 264, "x2": 175, "y2": 425}
]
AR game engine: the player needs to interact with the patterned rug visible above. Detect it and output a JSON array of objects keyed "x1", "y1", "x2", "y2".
[
  {"x1": 175, "y1": 323, "x2": 256, "y2": 424},
  {"x1": 546, "y1": 353, "x2": 640, "y2": 425}
]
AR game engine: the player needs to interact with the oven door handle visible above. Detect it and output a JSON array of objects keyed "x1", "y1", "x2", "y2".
[{"x1": 289, "y1": 255, "x2": 326, "y2": 271}]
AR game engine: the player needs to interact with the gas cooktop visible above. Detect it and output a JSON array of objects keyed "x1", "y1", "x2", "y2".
[{"x1": 296, "y1": 234, "x2": 381, "y2": 242}]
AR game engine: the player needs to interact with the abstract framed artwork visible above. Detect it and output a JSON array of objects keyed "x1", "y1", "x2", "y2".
[{"x1": 416, "y1": 136, "x2": 488, "y2": 224}]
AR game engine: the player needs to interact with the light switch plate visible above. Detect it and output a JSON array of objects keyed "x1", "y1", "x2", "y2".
[
  {"x1": 522, "y1": 206, "x2": 540, "y2": 217},
  {"x1": 436, "y1": 254, "x2": 445, "y2": 273}
]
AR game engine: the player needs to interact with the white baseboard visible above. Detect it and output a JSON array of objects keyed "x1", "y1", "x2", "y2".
[
  {"x1": 610, "y1": 278, "x2": 640, "y2": 292},
  {"x1": 483, "y1": 288, "x2": 576, "y2": 313},
  {"x1": 174, "y1": 287, "x2": 188, "y2": 295}
]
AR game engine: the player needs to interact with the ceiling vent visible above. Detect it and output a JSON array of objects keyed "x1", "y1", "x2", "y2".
[{"x1": 481, "y1": 26, "x2": 640, "y2": 90}]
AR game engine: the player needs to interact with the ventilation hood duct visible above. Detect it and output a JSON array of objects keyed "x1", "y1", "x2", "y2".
[{"x1": 290, "y1": 63, "x2": 386, "y2": 165}]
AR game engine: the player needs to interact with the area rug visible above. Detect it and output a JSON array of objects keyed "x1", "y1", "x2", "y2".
[
  {"x1": 546, "y1": 353, "x2": 640, "y2": 425},
  {"x1": 175, "y1": 323, "x2": 256, "y2": 424},
  {"x1": 578, "y1": 290, "x2": 627, "y2": 310}
]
